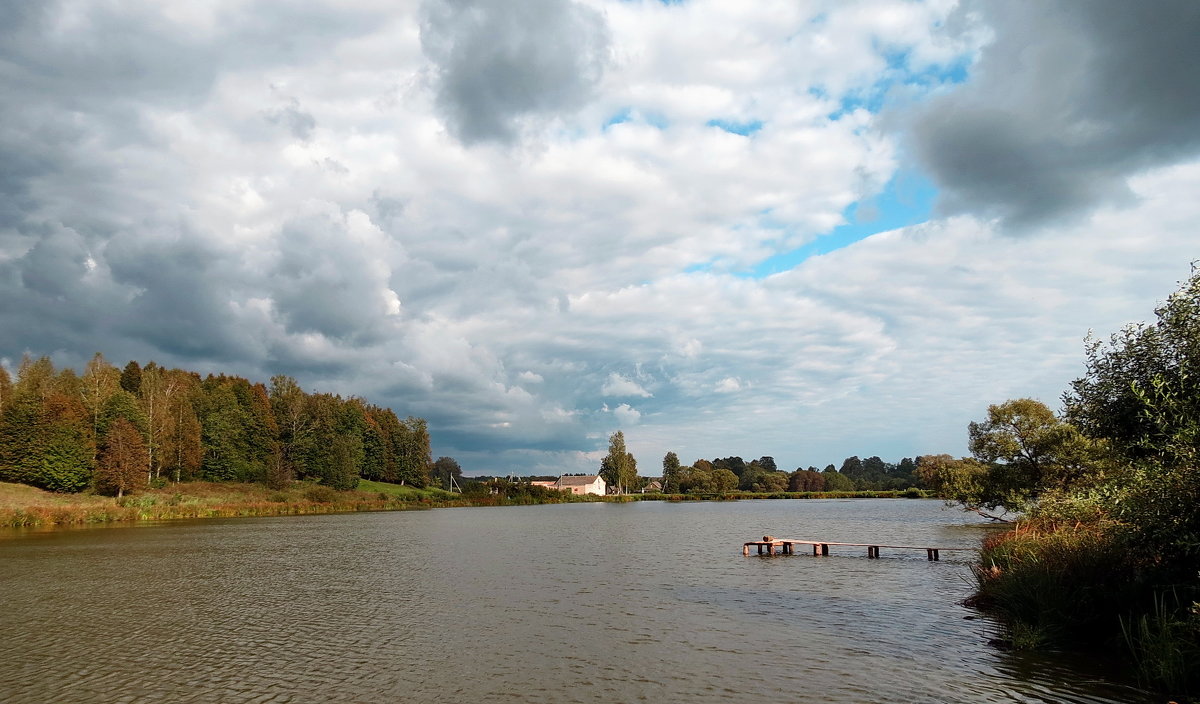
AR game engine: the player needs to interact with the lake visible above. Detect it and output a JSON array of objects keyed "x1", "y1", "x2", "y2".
[{"x1": 0, "y1": 499, "x2": 1150, "y2": 703}]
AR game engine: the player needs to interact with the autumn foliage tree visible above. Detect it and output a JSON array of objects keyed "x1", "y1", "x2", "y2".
[
  {"x1": 96, "y1": 418, "x2": 149, "y2": 497},
  {"x1": 0, "y1": 356, "x2": 430, "y2": 496}
]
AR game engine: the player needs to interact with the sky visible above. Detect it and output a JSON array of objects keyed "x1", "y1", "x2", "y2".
[{"x1": 1, "y1": 0, "x2": 1198, "y2": 476}]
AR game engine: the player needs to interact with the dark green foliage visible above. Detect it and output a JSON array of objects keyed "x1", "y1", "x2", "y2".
[
  {"x1": 360, "y1": 415, "x2": 386, "y2": 482},
  {"x1": 119, "y1": 361, "x2": 142, "y2": 395},
  {"x1": 430, "y1": 456, "x2": 463, "y2": 490},
  {"x1": 0, "y1": 394, "x2": 47, "y2": 486},
  {"x1": 395, "y1": 416, "x2": 431, "y2": 487},
  {"x1": 196, "y1": 383, "x2": 250, "y2": 482},
  {"x1": 1062, "y1": 267, "x2": 1200, "y2": 572},
  {"x1": 0, "y1": 366, "x2": 11, "y2": 413},
  {"x1": 839, "y1": 456, "x2": 864, "y2": 480},
  {"x1": 99, "y1": 390, "x2": 148, "y2": 439},
  {"x1": 39, "y1": 421, "x2": 94, "y2": 493},
  {"x1": 821, "y1": 467, "x2": 855, "y2": 491},
  {"x1": 712, "y1": 456, "x2": 746, "y2": 479},
  {"x1": 661, "y1": 451, "x2": 680, "y2": 493},
  {"x1": 1064, "y1": 269, "x2": 1200, "y2": 465}
]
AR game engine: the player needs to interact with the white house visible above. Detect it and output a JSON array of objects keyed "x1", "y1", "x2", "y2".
[{"x1": 555, "y1": 474, "x2": 607, "y2": 496}]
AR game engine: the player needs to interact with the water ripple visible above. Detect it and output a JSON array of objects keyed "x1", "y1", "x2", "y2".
[{"x1": 0, "y1": 500, "x2": 1152, "y2": 703}]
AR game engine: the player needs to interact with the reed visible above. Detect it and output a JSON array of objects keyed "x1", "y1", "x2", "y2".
[{"x1": 972, "y1": 521, "x2": 1137, "y2": 647}]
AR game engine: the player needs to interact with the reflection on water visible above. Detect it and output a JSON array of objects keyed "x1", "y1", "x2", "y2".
[{"x1": 0, "y1": 499, "x2": 1150, "y2": 703}]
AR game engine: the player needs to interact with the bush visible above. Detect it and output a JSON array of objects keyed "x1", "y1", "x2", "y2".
[{"x1": 302, "y1": 484, "x2": 338, "y2": 504}]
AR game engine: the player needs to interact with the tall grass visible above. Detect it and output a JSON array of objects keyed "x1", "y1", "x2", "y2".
[
  {"x1": 974, "y1": 521, "x2": 1200, "y2": 697},
  {"x1": 973, "y1": 522, "x2": 1138, "y2": 646},
  {"x1": 1121, "y1": 591, "x2": 1200, "y2": 697}
]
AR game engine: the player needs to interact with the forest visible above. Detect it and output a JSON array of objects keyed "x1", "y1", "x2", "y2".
[{"x1": 0, "y1": 355, "x2": 432, "y2": 496}]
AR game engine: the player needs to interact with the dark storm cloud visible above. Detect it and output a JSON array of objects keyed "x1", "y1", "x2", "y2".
[
  {"x1": 419, "y1": 0, "x2": 610, "y2": 144},
  {"x1": 104, "y1": 230, "x2": 256, "y2": 362},
  {"x1": 0, "y1": 1, "x2": 383, "y2": 369},
  {"x1": 910, "y1": 0, "x2": 1200, "y2": 226}
]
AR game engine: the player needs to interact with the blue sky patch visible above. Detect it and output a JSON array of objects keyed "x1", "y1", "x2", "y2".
[
  {"x1": 748, "y1": 169, "x2": 938, "y2": 277},
  {"x1": 706, "y1": 118, "x2": 763, "y2": 136},
  {"x1": 604, "y1": 108, "x2": 669, "y2": 130}
]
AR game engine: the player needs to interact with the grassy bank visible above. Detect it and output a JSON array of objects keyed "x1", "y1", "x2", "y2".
[
  {"x1": 0, "y1": 481, "x2": 930, "y2": 529},
  {"x1": 0, "y1": 480, "x2": 472, "y2": 528},
  {"x1": 973, "y1": 520, "x2": 1200, "y2": 699}
]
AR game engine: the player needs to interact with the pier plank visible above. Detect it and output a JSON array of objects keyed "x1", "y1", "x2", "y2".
[{"x1": 743, "y1": 537, "x2": 971, "y2": 561}]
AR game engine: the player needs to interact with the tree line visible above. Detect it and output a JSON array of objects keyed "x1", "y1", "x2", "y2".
[
  {"x1": 594, "y1": 430, "x2": 924, "y2": 495},
  {"x1": 0, "y1": 354, "x2": 431, "y2": 496},
  {"x1": 659, "y1": 453, "x2": 922, "y2": 494}
]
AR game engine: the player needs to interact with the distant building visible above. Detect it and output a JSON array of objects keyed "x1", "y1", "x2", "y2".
[
  {"x1": 530, "y1": 480, "x2": 558, "y2": 490},
  {"x1": 556, "y1": 474, "x2": 607, "y2": 496},
  {"x1": 641, "y1": 480, "x2": 662, "y2": 493}
]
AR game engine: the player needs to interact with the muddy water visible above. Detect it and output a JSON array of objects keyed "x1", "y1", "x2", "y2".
[{"x1": 0, "y1": 499, "x2": 1150, "y2": 703}]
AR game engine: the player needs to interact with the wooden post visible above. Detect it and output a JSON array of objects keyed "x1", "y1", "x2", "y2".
[
  {"x1": 932, "y1": 549, "x2": 940, "y2": 561},
  {"x1": 820, "y1": 544, "x2": 829, "y2": 556},
  {"x1": 868, "y1": 546, "x2": 878, "y2": 559},
  {"x1": 926, "y1": 548, "x2": 934, "y2": 561},
  {"x1": 758, "y1": 544, "x2": 764, "y2": 555},
  {"x1": 812, "y1": 544, "x2": 819, "y2": 557},
  {"x1": 743, "y1": 544, "x2": 749, "y2": 556}
]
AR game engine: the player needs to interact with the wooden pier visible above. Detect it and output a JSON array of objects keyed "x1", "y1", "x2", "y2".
[{"x1": 743, "y1": 536, "x2": 972, "y2": 561}]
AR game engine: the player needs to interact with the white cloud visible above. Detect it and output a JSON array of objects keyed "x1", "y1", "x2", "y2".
[
  {"x1": 601, "y1": 372, "x2": 652, "y2": 398},
  {"x1": 612, "y1": 403, "x2": 641, "y2": 426},
  {"x1": 714, "y1": 377, "x2": 743, "y2": 394},
  {"x1": 1, "y1": 0, "x2": 1194, "y2": 478}
]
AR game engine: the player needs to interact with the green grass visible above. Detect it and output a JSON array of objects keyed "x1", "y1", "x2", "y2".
[
  {"x1": 357, "y1": 479, "x2": 457, "y2": 501},
  {"x1": 0, "y1": 479, "x2": 474, "y2": 529}
]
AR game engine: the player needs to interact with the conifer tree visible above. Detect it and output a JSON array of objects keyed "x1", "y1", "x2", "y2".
[{"x1": 119, "y1": 360, "x2": 142, "y2": 395}]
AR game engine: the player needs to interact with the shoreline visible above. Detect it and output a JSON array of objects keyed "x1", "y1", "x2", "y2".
[{"x1": 0, "y1": 480, "x2": 930, "y2": 530}]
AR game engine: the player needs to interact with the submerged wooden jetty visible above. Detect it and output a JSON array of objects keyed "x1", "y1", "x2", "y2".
[{"x1": 743, "y1": 536, "x2": 972, "y2": 561}]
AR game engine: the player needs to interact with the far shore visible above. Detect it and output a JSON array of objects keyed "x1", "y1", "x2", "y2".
[{"x1": 0, "y1": 480, "x2": 930, "y2": 530}]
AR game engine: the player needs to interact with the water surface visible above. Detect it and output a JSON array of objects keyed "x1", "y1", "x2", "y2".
[{"x1": 0, "y1": 499, "x2": 1149, "y2": 703}]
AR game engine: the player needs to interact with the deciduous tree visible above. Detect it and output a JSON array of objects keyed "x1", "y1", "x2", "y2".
[
  {"x1": 600, "y1": 431, "x2": 637, "y2": 494},
  {"x1": 96, "y1": 418, "x2": 149, "y2": 497},
  {"x1": 661, "y1": 451, "x2": 680, "y2": 493},
  {"x1": 431, "y1": 456, "x2": 463, "y2": 490}
]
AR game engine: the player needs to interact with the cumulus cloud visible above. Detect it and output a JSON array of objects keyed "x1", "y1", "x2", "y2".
[
  {"x1": 612, "y1": 403, "x2": 641, "y2": 426},
  {"x1": 1, "y1": 0, "x2": 1195, "y2": 477},
  {"x1": 909, "y1": 0, "x2": 1200, "y2": 226},
  {"x1": 419, "y1": 0, "x2": 610, "y2": 144},
  {"x1": 601, "y1": 372, "x2": 652, "y2": 398}
]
